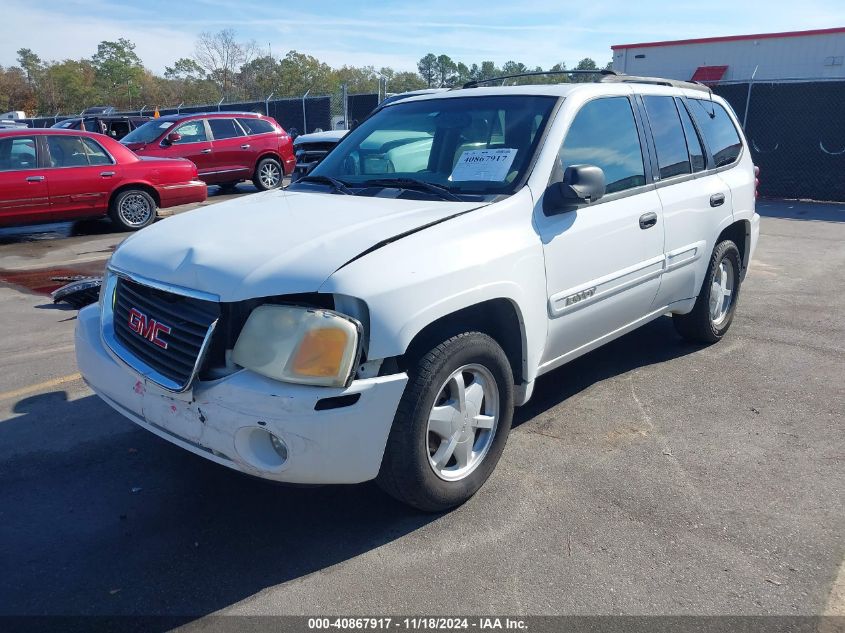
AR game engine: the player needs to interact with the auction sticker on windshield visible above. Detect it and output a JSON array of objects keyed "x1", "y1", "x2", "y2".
[{"x1": 451, "y1": 148, "x2": 517, "y2": 181}]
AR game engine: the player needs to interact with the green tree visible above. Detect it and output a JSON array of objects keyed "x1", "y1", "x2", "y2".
[
  {"x1": 572, "y1": 57, "x2": 598, "y2": 82},
  {"x1": 434, "y1": 54, "x2": 457, "y2": 87},
  {"x1": 164, "y1": 58, "x2": 206, "y2": 82},
  {"x1": 417, "y1": 53, "x2": 437, "y2": 87},
  {"x1": 0, "y1": 65, "x2": 37, "y2": 113},
  {"x1": 16, "y1": 48, "x2": 43, "y2": 86},
  {"x1": 386, "y1": 71, "x2": 426, "y2": 93},
  {"x1": 91, "y1": 38, "x2": 144, "y2": 106}
]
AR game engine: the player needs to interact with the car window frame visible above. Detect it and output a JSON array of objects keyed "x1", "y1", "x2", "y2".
[
  {"x1": 0, "y1": 135, "x2": 40, "y2": 172},
  {"x1": 685, "y1": 97, "x2": 745, "y2": 171},
  {"x1": 641, "y1": 94, "x2": 694, "y2": 181},
  {"x1": 237, "y1": 117, "x2": 275, "y2": 137},
  {"x1": 165, "y1": 118, "x2": 211, "y2": 146},
  {"x1": 548, "y1": 94, "x2": 655, "y2": 210},
  {"x1": 674, "y1": 97, "x2": 707, "y2": 174}
]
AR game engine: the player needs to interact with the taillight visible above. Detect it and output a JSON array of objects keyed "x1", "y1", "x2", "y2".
[{"x1": 754, "y1": 165, "x2": 760, "y2": 199}]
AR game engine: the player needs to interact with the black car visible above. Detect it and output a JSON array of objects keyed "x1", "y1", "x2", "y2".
[{"x1": 51, "y1": 113, "x2": 150, "y2": 140}]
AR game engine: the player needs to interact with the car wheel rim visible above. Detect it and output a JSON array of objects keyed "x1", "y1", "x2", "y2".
[
  {"x1": 709, "y1": 258, "x2": 735, "y2": 326},
  {"x1": 119, "y1": 194, "x2": 152, "y2": 227},
  {"x1": 426, "y1": 363, "x2": 500, "y2": 482},
  {"x1": 259, "y1": 163, "x2": 280, "y2": 188}
]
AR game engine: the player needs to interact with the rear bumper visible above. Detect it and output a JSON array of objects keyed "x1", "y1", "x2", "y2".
[
  {"x1": 156, "y1": 180, "x2": 207, "y2": 208},
  {"x1": 75, "y1": 304, "x2": 408, "y2": 484}
]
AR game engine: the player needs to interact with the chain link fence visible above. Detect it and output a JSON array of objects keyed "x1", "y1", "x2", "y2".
[
  {"x1": 714, "y1": 78, "x2": 845, "y2": 202},
  {"x1": 21, "y1": 84, "x2": 379, "y2": 138}
]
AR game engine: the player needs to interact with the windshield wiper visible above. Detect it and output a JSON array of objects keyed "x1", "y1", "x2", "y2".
[
  {"x1": 361, "y1": 177, "x2": 463, "y2": 202},
  {"x1": 298, "y1": 175, "x2": 355, "y2": 195}
]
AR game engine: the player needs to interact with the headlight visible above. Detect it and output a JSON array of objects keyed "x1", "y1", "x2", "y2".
[{"x1": 232, "y1": 305, "x2": 362, "y2": 387}]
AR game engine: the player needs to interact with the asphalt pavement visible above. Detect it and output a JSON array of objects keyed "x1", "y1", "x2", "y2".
[{"x1": 0, "y1": 196, "x2": 842, "y2": 621}]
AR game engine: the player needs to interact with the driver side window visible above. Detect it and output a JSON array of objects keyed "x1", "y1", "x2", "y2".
[
  {"x1": 172, "y1": 120, "x2": 207, "y2": 144},
  {"x1": 559, "y1": 97, "x2": 646, "y2": 195}
]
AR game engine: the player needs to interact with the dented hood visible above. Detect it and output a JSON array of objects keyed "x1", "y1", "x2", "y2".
[{"x1": 110, "y1": 188, "x2": 482, "y2": 301}]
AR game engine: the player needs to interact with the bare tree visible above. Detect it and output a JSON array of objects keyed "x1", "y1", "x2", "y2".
[{"x1": 194, "y1": 29, "x2": 255, "y2": 99}]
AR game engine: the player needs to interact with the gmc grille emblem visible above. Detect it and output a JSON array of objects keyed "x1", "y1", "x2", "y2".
[{"x1": 127, "y1": 307, "x2": 171, "y2": 349}]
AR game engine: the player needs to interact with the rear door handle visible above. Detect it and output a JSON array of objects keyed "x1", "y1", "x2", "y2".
[
  {"x1": 240, "y1": 144, "x2": 250, "y2": 149},
  {"x1": 100, "y1": 171, "x2": 115, "y2": 177},
  {"x1": 200, "y1": 149, "x2": 212, "y2": 154},
  {"x1": 26, "y1": 175, "x2": 45, "y2": 182},
  {"x1": 710, "y1": 193, "x2": 726, "y2": 207},
  {"x1": 639, "y1": 212, "x2": 658, "y2": 230}
]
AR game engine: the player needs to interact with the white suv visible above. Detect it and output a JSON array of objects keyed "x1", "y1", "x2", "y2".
[{"x1": 75, "y1": 74, "x2": 760, "y2": 511}]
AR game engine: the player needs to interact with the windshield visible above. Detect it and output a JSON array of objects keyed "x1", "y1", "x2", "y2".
[
  {"x1": 121, "y1": 120, "x2": 175, "y2": 145},
  {"x1": 303, "y1": 95, "x2": 557, "y2": 199}
]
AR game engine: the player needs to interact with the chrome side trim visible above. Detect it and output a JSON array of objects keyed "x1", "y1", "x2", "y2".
[{"x1": 100, "y1": 270, "x2": 219, "y2": 393}]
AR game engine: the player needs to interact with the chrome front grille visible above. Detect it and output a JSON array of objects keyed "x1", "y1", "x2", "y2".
[{"x1": 106, "y1": 274, "x2": 219, "y2": 391}]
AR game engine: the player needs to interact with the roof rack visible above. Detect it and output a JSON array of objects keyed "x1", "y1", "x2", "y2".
[
  {"x1": 599, "y1": 73, "x2": 712, "y2": 93},
  {"x1": 462, "y1": 69, "x2": 617, "y2": 89},
  {"x1": 461, "y1": 69, "x2": 711, "y2": 93}
]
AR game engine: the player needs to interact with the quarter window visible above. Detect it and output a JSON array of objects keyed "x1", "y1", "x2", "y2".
[
  {"x1": 688, "y1": 99, "x2": 743, "y2": 167},
  {"x1": 80, "y1": 137, "x2": 113, "y2": 166},
  {"x1": 676, "y1": 99, "x2": 706, "y2": 172},
  {"x1": 643, "y1": 96, "x2": 691, "y2": 179},
  {"x1": 559, "y1": 97, "x2": 646, "y2": 194},
  {"x1": 0, "y1": 137, "x2": 37, "y2": 171},
  {"x1": 172, "y1": 120, "x2": 208, "y2": 144},
  {"x1": 208, "y1": 118, "x2": 244, "y2": 140}
]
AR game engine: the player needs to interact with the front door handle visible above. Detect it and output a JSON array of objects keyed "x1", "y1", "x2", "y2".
[
  {"x1": 710, "y1": 193, "x2": 726, "y2": 207},
  {"x1": 200, "y1": 148, "x2": 212, "y2": 154},
  {"x1": 100, "y1": 171, "x2": 115, "y2": 177},
  {"x1": 240, "y1": 144, "x2": 251, "y2": 149},
  {"x1": 639, "y1": 212, "x2": 658, "y2": 230},
  {"x1": 26, "y1": 175, "x2": 45, "y2": 182}
]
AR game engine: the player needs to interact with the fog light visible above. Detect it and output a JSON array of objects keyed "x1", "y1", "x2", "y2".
[{"x1": 270, "y1": 434, "x2": 288, "y2": 461}]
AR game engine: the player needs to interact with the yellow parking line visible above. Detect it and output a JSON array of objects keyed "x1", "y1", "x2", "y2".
[{"x1": 0, "y1": 373, "x2": 83, "y2": 403}]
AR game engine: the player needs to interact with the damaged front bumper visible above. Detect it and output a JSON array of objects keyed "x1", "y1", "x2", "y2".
[{"x1": 75, "y1": 304, "x2": 408, "y2": 484}]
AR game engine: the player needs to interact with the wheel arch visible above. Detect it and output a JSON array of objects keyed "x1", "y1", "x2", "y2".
[
  {"x1": 108, "y1": 182, "x2": 160, "y2": 210},
  {"x1": 254, "y1": 151, "x2": 286, "y2": 175},
  {"x1": 717, "y1": 219, "x2": 751, "y2": 277},
  {"x1": 398, "y1": 298, "x2": 527, "y2": 386}
]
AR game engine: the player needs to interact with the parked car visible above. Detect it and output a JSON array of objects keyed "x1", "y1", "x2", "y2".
[
  {"x1": 52, "y1": 115, "x2": 151, "y2": 140},
  {"x1": 121, "y1": 112, "x2": 294, "y2": 190},
  {"x1": 75, "y1": 73, "x2": 759, "y2": 511},
  {"x1": 291, "y1": 88, "x2": 448, "y2": 181},
  {"x1": 0, "y1": 128, "x2": 206, "y2": 230}
]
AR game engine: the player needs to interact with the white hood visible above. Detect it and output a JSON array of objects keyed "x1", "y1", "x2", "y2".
[{"x1": 111, "y1": 189, "x2": 482, "y2": 301}]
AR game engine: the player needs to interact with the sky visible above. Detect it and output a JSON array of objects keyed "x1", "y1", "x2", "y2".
[{"x1": 1, "y1": 0, "x2": 843, "y2": 74}]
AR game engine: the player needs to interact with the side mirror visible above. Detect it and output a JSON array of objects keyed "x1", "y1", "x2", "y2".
[
  {"x1": 543, "y1": 164, "x2": 605, "y2": 214},
  {"x1": 164, "y1": 132, "x2": 181, "y2": 145}
]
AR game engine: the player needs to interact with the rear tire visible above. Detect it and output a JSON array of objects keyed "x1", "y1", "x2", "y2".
[
  {"x1": 253, "y1": 157, "x2": 283, "y2": 191},
  {"x1": 673, "y1": 240, "x2": 742, "y2": 343},
  {"x1": 109, "y1": 189, "x2": 157, "y2": 231},
  {"x1": 377, "y1": 332, "x2": 514, "y2": 512}
]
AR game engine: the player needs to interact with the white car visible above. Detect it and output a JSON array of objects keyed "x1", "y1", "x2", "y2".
[{"x1": 76, "y1": 74, "x2": 760, "y2": 511}]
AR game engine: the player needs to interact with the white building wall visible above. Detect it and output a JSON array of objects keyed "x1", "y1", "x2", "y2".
[{"x1": 612, "y1": 31, "x2": 845, "y2": 81}]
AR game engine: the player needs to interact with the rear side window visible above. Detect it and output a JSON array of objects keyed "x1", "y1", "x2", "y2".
[
  {"x1": 47, "y1": 136, "x2": 91, "y2": 167},
  {"x1": 208, "y1": 118, "x2": 244, "y2": 140},
  {"x1": 0, "y1": 137, "x2": 37, "y2": 171},
  {"x1": 688, "y1": 99, "x2": 743, "y2": 167},
  {"x1": 643, "y1": 96, "x2": 690, "y2": 179},
  {"x1": 80, "y1": 137, "x2": 113, "y2": 165},
  {"x1": 238, "y1": 118, "x2": 275, "y2": 135},
  {"x1": 560, "y1": 97, "x2": 646, "y2": 194},
  {"x1": 676, "y1": 99, "x2": 706, "y2": 172}
]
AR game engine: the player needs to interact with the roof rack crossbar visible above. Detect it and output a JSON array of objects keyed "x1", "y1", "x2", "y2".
[{"x1": 462, "y1": 69, "x2": 617, "y2": 89}]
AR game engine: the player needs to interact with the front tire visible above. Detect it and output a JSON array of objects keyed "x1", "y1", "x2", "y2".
[
  {"x1": 673, "y1": 239, "x2": 742, "y2": 343},
  {"x1": 377, "y1": 332, "x2": 514, "y2": 512},
  {"x1": 253, "y1": 157, "x2": 283, "y2": 191},
  {"x1": 109, "y1": 189, "x2": 157, "y2": 231}
]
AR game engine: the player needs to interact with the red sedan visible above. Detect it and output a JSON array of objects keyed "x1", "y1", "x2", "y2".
[{"x1": 0, "y1": 128, "x2": 207, "y2": 231}]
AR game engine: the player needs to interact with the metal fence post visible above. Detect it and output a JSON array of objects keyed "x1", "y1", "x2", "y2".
[
  {"x1": 217, "y1": 97, "x2": 225, "y2": 112},
  {"x1": 742, "y1": 65, "x2": 758, "y2": 131},
  {"x1": 265, "y1": 92, "x2": 274, "y2": 116},
  {"x1": 302, "y1": 89, "x2": 311, "y2": 134},
  {"x1": 139, "y1": 105, "x2": 146, "y2": 117},
  {"x1": 177, "y1": 102, "x2": 183, "y2": 114},
  {"x1": 342, "y1": 83, "x2": 349, "y2": 130}
]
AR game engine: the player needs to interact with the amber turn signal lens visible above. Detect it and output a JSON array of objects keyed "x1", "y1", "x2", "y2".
[{"x1": 290, "y1": 327, "x2": 349, "y2": 377}]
